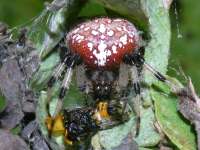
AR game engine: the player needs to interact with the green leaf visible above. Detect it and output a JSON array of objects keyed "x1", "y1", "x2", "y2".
[
  {"x1": 62, "y1": 75, "x2": 88, "y2": 108},
  {"x1": 0, "y1": 0, "x2": 44, "y2": 27},
  {"x1": 92, "y1": 117, "x2": 136, "y2": 150},
  {"x1": 0, "y1": 94, "x2": 6, "y2": 112},
  {"x1": 30, "y1": 52, "x2": 59, "y2": 90},
  {"x1": 151, "y1": 89, "x2": 196, "y2": 150},
  {"x1": 92, "y1": 107, "x2": 161, "y2": 149},
  {"x1": 11, "y1": 126, "x2": 21, "y2": 135},
  {"x1": 9, "y1": 0, "x2": 85, "y2": 59},
  {"x1": 141, "y1": 0, "x2": 171, "y2": 84},
  {"x1": 95, "y1": 0, "x2": 147, "y2": 29},
  {"x1": 135, "y1": 107, "x2": 160, "y2": 147},
  {"x1": 37, "y1": 91, "x2": 63, "y2": 150},
  {"x1": 139, "y1": 148, "x2": 153, "y2": 150},
  {"x1": 27, "y1": 7, "x2": 68, "y2": 58},
  {"x1": 79, "y1": 0, "x2": 107, "y2": 17}
]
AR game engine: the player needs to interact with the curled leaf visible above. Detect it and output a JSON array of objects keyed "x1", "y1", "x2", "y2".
[{"x1": 151, "y1": 88, "x2": 196, "y2": 150}]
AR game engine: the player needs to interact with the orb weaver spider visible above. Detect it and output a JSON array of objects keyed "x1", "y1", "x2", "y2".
[{"x1": 45, "y1": 17, "x2": 170, "y2": 137}]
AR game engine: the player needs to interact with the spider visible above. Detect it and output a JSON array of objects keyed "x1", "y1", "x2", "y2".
[
  {"x1": 46, "y1": 100, "x2": 131, "y2": 145},
  {"x1": 45, "y1": 17, "x2": 168, "y2": 131}
]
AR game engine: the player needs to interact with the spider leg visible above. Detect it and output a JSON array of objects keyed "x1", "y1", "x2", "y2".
[
  {"x1": 132, "y1": 54, "x2": 177, "y2": 89},
  {"x1": 143, "y1": 62, "x2": 166, "y2": 82},
  {"x1": 46, "y1": 50, "x2": 82, "y2": 116},
  {"x1": 53, "y1": 66, "x2": 73, "y2": 117},
  {"x1": 52, "y1": 53, "x2": 82, "y2": 117},
  {"x1": 130, "y1": 66, "x2": 141, "y2": 137},
  {"x1": 117, "y1": 63, "x2": 141, "y2": 135},
  {"x1": 123, "y1": 49, "x2": 177, "y2": 136},
  {"x1": 46, "y1": 57, "x2": 68, "y2": 116},
  {"x1": 75, "y1": 65, "x2": 92, "y2": 106},
  {"x1": 118, "y1": 64, "x2": 130, "y2": 113},
  {"x1": 123, "y1": 50, "x2": 167, "y2": 136},
  {"x1": 124, "y1": 51, "x2": 167, "y2": 82},
  {"x1": 46, "y1": 54, "x2": 81, "y2": 138}
]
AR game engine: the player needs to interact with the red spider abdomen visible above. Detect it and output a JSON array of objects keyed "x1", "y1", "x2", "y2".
[{"x1": 66, "y1": 18, "x2": 140, "y2": 70}]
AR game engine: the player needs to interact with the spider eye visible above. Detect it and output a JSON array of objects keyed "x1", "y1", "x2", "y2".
[{"x1": 105, "y1": 86, "x2": 108, "y2": 90}]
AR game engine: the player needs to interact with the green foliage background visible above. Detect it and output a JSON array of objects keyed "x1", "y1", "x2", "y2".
[
  {"x1": 169, "y1": 0, "x2": 200, "y2": 92},
  {"x1": 0, "y1": 0, "x2": 199, "y2": 93}
]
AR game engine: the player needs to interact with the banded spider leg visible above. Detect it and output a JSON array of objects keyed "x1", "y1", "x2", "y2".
[
  {"x1": 123, "y1": 49, "x2": 175, "y2": 136},
  {"x1": 45, "y1": 48, "x2": 81, "y2": 136}
]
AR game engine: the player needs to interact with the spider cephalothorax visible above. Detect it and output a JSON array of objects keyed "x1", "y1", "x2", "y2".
[{"x1": 85, "y1": 69, "x2": 118, "y2": 100}]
